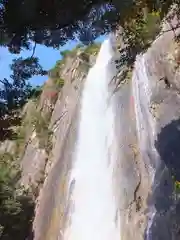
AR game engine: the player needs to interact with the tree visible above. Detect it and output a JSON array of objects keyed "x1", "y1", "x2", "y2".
[
  {"x1": 0, "y1": 0, "x2": 180, "y2": 238},
  {"x1": 0, "y1": 0, "x2": 179, "y2": 121},
  {"x1": 0, "y1": 0, "x2": 179, "y2": 52},
  {"x1": 0, "y1": 56, "x2": 46, "y2": 142},
  {"x1": 0, "y1": 57, "x2": 47, "y2": 118},
  {"x1": 0, "y1": 153, "x2": 35, "y2": 239},
  {"x1": 0, "y1": 0, "x2": 115, "y2": 51}
]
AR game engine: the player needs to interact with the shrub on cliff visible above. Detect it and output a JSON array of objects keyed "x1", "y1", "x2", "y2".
[
  {"x1": 84, "y1": 43, "x2": 101, "y2": 55},
  {"x1": 77, "y1": 43, "x2": 101, "y2": 62},
  {"x1": 29, "y1": 109, "x2": 53, "y2": 153},
  {"x1": 28, "y1": 86, "x2": 43, "y2": 100},
  {"x1": 0, "y1": 153, "x2": 35, "y2": 239},
  {"x1": 54, "y1": 78, "x2": 65, "y2": 89},
  {"x1": 0, "y1": 83, "x2": 45, "y2": 142},
  {"x1": 48, "y1": 60, "x2": 62, "y2": 79},
  {"x1": 49, "y1": 42, "x2": 101, "y2": 78},
  {"x1": 13, "y1": 99, "x2": 53, "y2": 159},
  {"x1": 60, "y1": 44, "x2": 84, "y2": 58}
]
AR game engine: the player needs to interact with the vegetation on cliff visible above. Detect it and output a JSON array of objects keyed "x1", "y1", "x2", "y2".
[
  {"x1": 0, "y1": 152, "x2": 34, "y2": 239},
  {"x1": 0, "y1": 0, "x2": 178, "y2": 123},
  {"x1": 0, "y1": 57, "x2": 47, "y2": 115},
  {"x1": 0, "y1": 95, "x2": 55, "y2": 239},
  {"x1": 0, "y1": 1, "x2": 180, "y2": 238},
  {"x1": 0, "y1": 0, "x2": 178, "y2": 51},
  {"x1": 49, "y1": 42, "x2": 101, "y2": 82}
]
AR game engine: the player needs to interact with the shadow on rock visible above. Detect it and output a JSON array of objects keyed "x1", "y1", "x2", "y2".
[
  {"x1": 0, "y1": 190, "x2": 35, "y2": 240},
  {"x1": 146, "y1": 119, "x2": 180, "y2": 239},
  {"x1": 156, "y1": 119, "x2": 180, "y2": 181},
  {"x1": 0, "y1": 115, "x2": 21, "y2": 141}
]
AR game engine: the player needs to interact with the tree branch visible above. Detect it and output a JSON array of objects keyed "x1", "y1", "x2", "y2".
[
  {"x1": 157, "y1": 23, "x2": 180, "y2": 38},
  {"x1": 0, "y1": 78, "x2": 11, "y2": 86},
  {"x1": 30, "y1": 42, "x2": 36, "y2": 58}
]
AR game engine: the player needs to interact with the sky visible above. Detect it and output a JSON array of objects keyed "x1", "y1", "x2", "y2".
[{"x1": 0, "y1": 35, "x2": 106, "y2": 87}]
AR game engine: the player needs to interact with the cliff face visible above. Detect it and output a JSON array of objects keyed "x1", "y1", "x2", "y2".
[
  {"x1": 28, "y1": 26, "x2": 180, "y2": 239},
  {"x1": 0, "y1": 44, "x2": 97, "y2": 240},
  {"x1": 31, "y1": 55, "x2": 88, "y2": 240},
  {"x1": 139, "y1": 23, "x2": 180, "y2": 239},
  {"x1": 112, "y1": 19, "x2": 180, "y2": 239},
  {"x1": 3, "y1": 19, "x2": 180, "y2": 239}
]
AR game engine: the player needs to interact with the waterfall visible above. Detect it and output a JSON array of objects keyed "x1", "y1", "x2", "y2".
[
  {"x1": 64, "y1": 36, "x2": 120, "y2": 240},
  {"x1": 132, "y1": 55, "x2": 154, "y2": 155},
  {"x1": 132, "y1": 54, "x2": 157, "y2": 239}
]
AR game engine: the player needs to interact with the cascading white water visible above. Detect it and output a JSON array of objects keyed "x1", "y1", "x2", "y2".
[
  {"x1": 64, "y1": 36, "x2": 120, "y2": 240},
  {"x1": 132, "y1": 55, "x2": 154, "y2": 151},
  {"x1": 132, "y1": 54, "x2": 157, "y2": 239},
  {"x1": 132, "y1": 54, "x2": 158, "y2": 181}
]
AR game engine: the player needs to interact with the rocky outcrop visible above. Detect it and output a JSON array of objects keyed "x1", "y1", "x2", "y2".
[
  {"x1": 0, "y1": 45, "x2": 98, "y2": 240},
  {"x1": 32, "y1": 25, "x2": 180, "y2": 239},
  {"x1": 6, "y1": 17, "x2": 180, "y2": 240},
  {"x1": 31, "y1": 55, "x2": 88, "y2": 240},
  {"x1": 141, "y1": 24, "x2": 180, "y2": 240},
  {"x1": 113, "y1": 16, "x2": 180, "y2": 240}
]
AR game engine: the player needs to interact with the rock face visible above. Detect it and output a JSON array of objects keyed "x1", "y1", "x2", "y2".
[
  {"x1": 113, "y1": 19, "x2": 180, "y2": 240},
  {"x1": 141, "y1": 25, "x2": 180, "y2": 240},
  {"x1": 32, "y1": 56, "x2": 88, "y2": 240},
  {"x1": 8, "y1": 19, "x2": 180, "y2": 239}
]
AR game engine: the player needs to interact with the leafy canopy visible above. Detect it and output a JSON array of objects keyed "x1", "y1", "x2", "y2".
[{"x1": 0, "y1": 0, "x2": 179, "y2": 122}]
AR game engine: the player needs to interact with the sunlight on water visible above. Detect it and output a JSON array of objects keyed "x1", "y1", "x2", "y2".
[{"x1": 64, "y1": 35, "x2": 121, "y2": 240}]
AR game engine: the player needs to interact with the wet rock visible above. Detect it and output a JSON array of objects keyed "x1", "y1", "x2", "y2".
[
  {"x1": 17, "y1": 17, "x2": 180, "y2": 240},
  {"x1": 113, "y1": 14, "x2": 180, "y2": 240},
  {"x1": 33, "y1": 54, "x2": 87, "y2": 240},
  {"x1": 132, "y1": 19, "x2": 180, "y2": 240}
]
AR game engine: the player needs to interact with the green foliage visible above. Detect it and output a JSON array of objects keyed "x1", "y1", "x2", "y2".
[
  {"x1": 13, "y1": 102, "x2": 53, "y2": 157},
  {"x1": 0, "y1": 0, "x2": 177, "y2": 130},
  {"x1": 0, "y1": 105, "x2": 52, "y2": 238},
  {"x1": 0, "y1": 1, "x2": 179, "y2": 238},
  {"x1": 49, "y1": 42, "x2": 100, "y2": 83},
  {"x1": 10, "y1": 57, "x2": 47, "y2": 85},
  {"x1": 31, "y1": 111, "x2": 48, "y2": 133},
  {"x1": 0, "y1": 1, "x2": 113, "y2": 51},
  {"x1": 144, "y1": 11, "x2": 161, "y2": 42},
  {"x1": 14, "y1": 123, "x2": 28, "y2": 159},
  {"x1": 0, "y1": 81, "x2": 44, "y2": 143},
  {"x1": 60, "y1": 44, "x2": 84, "y2": 58},
  {"x1": 84, "y1": 43, "x2": 101, "y2": 55},
  {"x1": 126, "y1": 69, "x2": 133, "y2": 81},
  {"x1": 0, "y1": 0, "x2": 174, "y2": 55},
  {"x1": 31, "y1": 110, "x2": 53, "y2": 153},
  {"x1": 77, "y1": 42, "x2": 101, "y2": 63},
  {"x1": 60, "y1": 50, "x2": 72, "y2": 58},
  {"x1": 0, "y1": 153, "x2": 14, "y2": 166},
  {"x1": 60, "y1": 42, "x2": 100, "y2": 61},
  {"x1": 0, "y1": 59, "x2": 47, "y2": 143},
  {"x1": 48, "y1": 60, "x2": 62, "y2": 79},
  {"x1": 54, "y1": 78, "x2": 65, "y2": 89},
  {"x1": 118, "y1": 9, "x2": 162, "y2": 68},
  {"x1": 125, "y1": 12, "x2": 160, "y2": 49},
  {"x1": 172, "y1": 173, "x2": 180, "y2": 193},
  {"x1": 48, "y1": 59, "x2": 65, "y2": 93},
  {"x1": 0, "y1": 57, "x2": 47, "y2": 115},
  {"x1": 175, "y1": 180, "x2": 180, "y2": 192},
  {"x1": 28, "y1": 85, "x2": 43, "y2": 101},
  {"x1": 38, "y1": 129, "x2": 53, "y2": 154},
  {"x1": 0, "y1": 153, "x2": 34, "y2": 239},
  {"x1": 0, "y1": 153, "x2": 20, "y2": 186}
]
